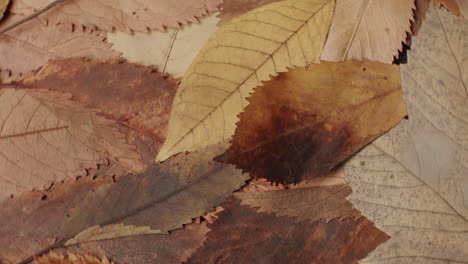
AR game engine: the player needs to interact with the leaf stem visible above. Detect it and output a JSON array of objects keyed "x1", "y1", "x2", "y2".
[{"x1": 0, "y1": 0, "x2": 68, "y2": 35}]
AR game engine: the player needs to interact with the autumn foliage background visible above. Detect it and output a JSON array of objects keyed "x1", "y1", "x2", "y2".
[{"x1": 0, "y1": 0, "x2": 467, "y2": 263}]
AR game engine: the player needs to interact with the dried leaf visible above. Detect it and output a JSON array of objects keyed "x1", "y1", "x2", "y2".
[
  {"x1": 0, "y1": 163, "x2": 125, "y2": 263},
  {"x1": 321, "y1": 0, "x2": 414, "y2": 64},
  {"x1": 0, "y1": 88, "x2": 143, "y2": 202},
  {"x1": 187, "y1": 198, "x2": 389, "y2": 263},
  {"x1": 20, "y1": 58, "x2": 178, "y2": 164},
  {"x1": 0, "y1": 141, "x2": 247, "y2": 263},
  {"x1": 65, "y1": 224, "x2": 162, "y2": 246},
  {"x1": 235, "y1": 168, "x2": 361, "y2": 223},
  {"x1": 434, "y1": 0, "x2": 467, "y2": 17},
  {"x1": 345, "y1": 6, "x2": 468, "y2": 263},
  {"x1": 35, "y1": 252, "x2": 112, "y2": 264},
  {"x1": 108, "y1": 13, "x2": 220, "y2": 78},
  {"x1": 61, "y1": 223, "x2": 209, "y2": 264},
  {"x1": 217, "y1": 61, "x2": 407, "y2": 184},
  {"x1": 157, "y1": 0, "x2": 336, "y2": 162},
  {"x1": 0, "y1": 0, "x2": 8, "y2": 21},
  {"x1": 217, "y1": 0, "x2": 283, "y2": 25},
  {"x1": 0, "y1": 22, "x2": 119, "y2": 82},
  {"x1": 4, "y1": 0, "x2": 221, "y2": 32}
]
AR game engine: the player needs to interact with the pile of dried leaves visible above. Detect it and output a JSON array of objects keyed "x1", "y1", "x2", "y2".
[{"x1": 0, "y1": 0, "x2": 466, "y2": 263}]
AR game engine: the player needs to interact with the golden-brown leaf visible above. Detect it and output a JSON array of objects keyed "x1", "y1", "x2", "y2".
[
  {"x1": 35, "y1": 252, "x2": 112, "y2": 264},
  {"x1": 345, "y1": 5, "x2": 468, "y2": 263},
  {"x1": 108, "y1": 13, "x2": 220, "y2": 78},
  {"x1": 157, "y1": 0, "x2": 335, "y2": 161},
  {"x1": 217, "y1": 60, "x2": 407, "y2": 184},
  {"x1": 0, "y1": 88, "x2": 143, "y2": 202},
  {"x1": 3, "y1": 0, "x2": 221, "y2": 32},
  {"x1": 321, "y1": 0, "x2": 415, "y2": 64}
]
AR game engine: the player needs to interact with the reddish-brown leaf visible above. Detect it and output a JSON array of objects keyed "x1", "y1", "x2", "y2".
[
  {"x1": 0, "y1": 142, "x2": 247, "y2": 264},
  {"x1": 187, "y1": 198, "x2": 389, "y2": 263},
  {"x1": 3, "y1": 0, "x2": 222, "y2": 32},
  {"x1": 59, "y1": 223, "x2": 209, "y2": 264},
  {"x1": 217, "y1": 61, "x2": 407, "y2": 184},
  {"x1": 216, "y1": 0, "x2": 283, "y2": 25},
  {"x1": 0, "y1": 88, "x2": 144, "y2": 201},
  {"x1": 20, "y1": 58, "x2": 178, "y2": 164},
  {"x1": 0, "y1": 22, "x2": 119, "y2": 82}
]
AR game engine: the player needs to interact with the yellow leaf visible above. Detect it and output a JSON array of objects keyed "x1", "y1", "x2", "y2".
[{"x1": 157, "y1": 0, "x2": 335, "y2": 161}]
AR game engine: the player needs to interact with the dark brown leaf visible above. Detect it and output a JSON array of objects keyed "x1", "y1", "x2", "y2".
[{"x1": 217, "y1": 61, "x2": 407, "y2": 184}]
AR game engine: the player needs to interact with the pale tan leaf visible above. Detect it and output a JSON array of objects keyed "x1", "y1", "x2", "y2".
[
  {"x1": 321, "y1": 0, "x2": 414, "y2": 64},
  {"x1": 345, "y1": 6, "x2": 468, "y2": 263},
  {"x1": 3, "y1": 0, "x2": 221, "y2": 32},
  {"x1": 35, "y1": 252, "x2": 112, "y2": 264},
  {"x1": 65, "y1": 224, "x2": 162, "y2": 246},
  {"x1": 108, "y1": 13, "x2": 220, "y2": 78},
  {"x1": 0, "y1": 22, "x2": 120, "y2": 82},
  {"x1": 0, "y1": 0, "x2": 8, "y2": 21},
  {"x1": 0, "y1": 88, "x2": 144, "y2": 202},
  {"x1": 236, "y1": 168, "x2": 361, "y2": 223},
  {"x1": 157, "y1": 0, "x2": 335, "y2": 161}
]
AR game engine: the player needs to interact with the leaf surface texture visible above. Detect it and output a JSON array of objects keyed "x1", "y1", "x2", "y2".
[
  {"x1": 0, "y1": 88, "x2": 143, "y2": 202},
  {"x1": 345, "y1": 6, "x2": 468, "y2": 263},
  {"x1": 157, "y1": 0, "x2": 335, "y2": 161}
]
